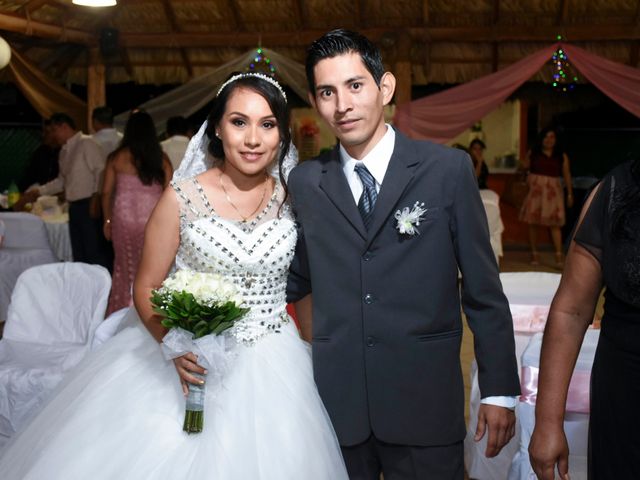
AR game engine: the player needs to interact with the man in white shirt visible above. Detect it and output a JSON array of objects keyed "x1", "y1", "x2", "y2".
[
  {"x1": 160, "y1": 116, "x2": 190, "y2": 171},
  {"x1": 91, "y1": 106, "x2": 122, "y2": 158},
  {"x1": 24, "y1": 113, "x2": 111, "y2": 269}
]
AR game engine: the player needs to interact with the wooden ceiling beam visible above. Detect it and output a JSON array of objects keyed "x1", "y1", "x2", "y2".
[
  {"x1": 119, "y1": 46, "x2": 134, "y2": 77},
  {"x1": 226, "y1": 0, "x2": 243, "y2": 31},
  {"x1": 20, "y1": 0, "x2": 53, "y2": 15},
  {"x1": 118, "y1": 25, "x2": 640, "y2": 48},
  {"x1": 293, "y1": 0, "x2": 306, "y2": 29},
  {"x1": 0, "y1": 12, "x2": 95, "y2": 44},
  {"x1": 491, "y1": 1, "x2": 499, "y2": 73},
  {"x1": 354, "y1": 1, "x2": 363, "y2": 28},
  {"x1": 630, "y1": 41, "x2": 639, "y2": 67},
  {"x1": 160, "y1": 0, "x2": 193, "y2": 78},
  {"x1": 422, "y1": 0, "x2": 429, "y2": 26},
  {"x1": 96, "y1": 56, "x2": 552, "y2": 68},
  {"x1": 2, "y1": 15, "x2": 639, "y2": 49},
  {"x1": 557, "y1": 0, "x2": 570, "y2": 25}
]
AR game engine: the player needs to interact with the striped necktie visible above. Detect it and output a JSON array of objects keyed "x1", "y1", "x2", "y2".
[{"x1": 354, "y1": 163, "x2": 378, "y2": 229}]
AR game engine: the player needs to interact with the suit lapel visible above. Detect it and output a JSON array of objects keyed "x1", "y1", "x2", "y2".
[
  {"x1": 365, "y1": 134, "x2": 420, "y2": 247},
  {"x1": 319, "y1": 147, "x2": 368, "y2": 240}
]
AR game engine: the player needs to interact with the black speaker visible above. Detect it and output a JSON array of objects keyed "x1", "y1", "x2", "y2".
[{"x1": 100, "y1": 28, "x2": 119, "y2": 56}]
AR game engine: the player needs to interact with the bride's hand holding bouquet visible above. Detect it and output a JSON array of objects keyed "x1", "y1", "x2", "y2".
[{"x1": 151, "y1": 269, "x2": 248, "y2": 433}]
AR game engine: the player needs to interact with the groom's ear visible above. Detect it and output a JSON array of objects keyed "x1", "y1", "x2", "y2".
[{"x1": 380, "y1": 72, "x2": 396, "y2": 106}]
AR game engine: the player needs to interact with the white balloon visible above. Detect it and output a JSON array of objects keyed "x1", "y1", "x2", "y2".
[{"x1": 0, "y1": 37, "x2": 11, "y2": 70}]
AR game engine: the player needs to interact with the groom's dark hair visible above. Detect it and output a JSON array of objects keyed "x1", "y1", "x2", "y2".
[{"x1": 305, "y1": 29, "x2": 385, "y2": 95}]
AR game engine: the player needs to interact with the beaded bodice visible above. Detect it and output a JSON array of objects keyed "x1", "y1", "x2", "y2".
[{"x1": 172, "y1": 177, "x2": 296, "y2": 345}]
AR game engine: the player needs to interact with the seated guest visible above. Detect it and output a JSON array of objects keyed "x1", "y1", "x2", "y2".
[
  {"x1": 18, "y1": 120, "x2": 60, "y2": 192},
  {"x1": 91, "y1": 106, "x2": 122, "y2": 158},
  {"x1": 101, "y1": 111, "x2": 172, "y2": 315},
  {"x1": 160, "y1": 116, "x2": 190, "y2": 171},
  {"x1": 469, "y1": 138, "x2": 490, "y2": 190}
]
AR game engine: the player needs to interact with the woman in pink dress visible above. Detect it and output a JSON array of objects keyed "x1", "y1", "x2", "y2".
[{"x1": 101, "y1": 111, "x2": 173, "y2": 315}]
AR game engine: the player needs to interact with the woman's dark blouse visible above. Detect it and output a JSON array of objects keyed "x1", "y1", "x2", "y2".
[
  {"x1": 575, "y1": 161, "x2": 640, "y2": 350},
  {"x1": 575, "y1": 161, "x2": 640, "y2": 308}
]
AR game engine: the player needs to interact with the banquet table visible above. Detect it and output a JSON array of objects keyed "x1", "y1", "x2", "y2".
[{"x1": 40, "y1": 215, "x2": 72, "y2": 262}]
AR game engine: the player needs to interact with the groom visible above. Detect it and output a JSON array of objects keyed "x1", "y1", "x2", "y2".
[{"x1": 287, "y1": 29, "x2": 520, "y2": 479}]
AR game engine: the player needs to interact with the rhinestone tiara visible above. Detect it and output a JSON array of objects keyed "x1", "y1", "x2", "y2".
[{"x1": 216, "y1": 72, "x2": 287, "y2": 103}]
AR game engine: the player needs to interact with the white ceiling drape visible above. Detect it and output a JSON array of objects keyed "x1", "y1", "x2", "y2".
[{"x1": 114, "y1": 48, "x2": 308, "y2": 135}]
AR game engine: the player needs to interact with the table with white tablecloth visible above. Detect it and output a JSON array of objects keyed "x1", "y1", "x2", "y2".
[{"x1": 41, "y1": 217, "x2": 72, "y2": 262}]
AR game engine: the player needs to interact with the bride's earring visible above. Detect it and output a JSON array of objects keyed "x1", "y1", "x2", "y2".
[{"x1": 215, "y1": 131, "x2": 221, "y2": 138}]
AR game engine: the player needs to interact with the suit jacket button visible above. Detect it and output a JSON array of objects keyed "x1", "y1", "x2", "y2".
[
  {"x1": 366, "y1": 336, "x2": 376, "y2": 347},
  {"x1": 364, "y1": 293, "x2": 374, "y2": 304},
  {"x1": 362, "y1": 252, "x2": 372, "y2": 261}
]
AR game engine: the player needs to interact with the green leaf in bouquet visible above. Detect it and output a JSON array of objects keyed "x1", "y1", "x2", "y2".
[
  {"x1": 212, "y1": 321, "x2": 235, "y2": 335},
  {"x1": 160, "y1": 319, "x2": 175, "y2": 329},
  {"x1": 193, "y1": 319, "x2": 208, "y2": 331}
]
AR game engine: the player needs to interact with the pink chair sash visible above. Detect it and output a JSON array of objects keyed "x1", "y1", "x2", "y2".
[
  {"x1": 520, "y1": 366, "x2": 591, "y2": 413},
  {"x1": 510, "y1": 304, "x2": 550, "y2": 333}
]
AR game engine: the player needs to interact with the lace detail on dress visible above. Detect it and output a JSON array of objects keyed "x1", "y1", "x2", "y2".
[
  {"x1": 609, "y1": 176, "x2": 640, "y2": 306},
  {"x1": 170, "y1": 176, "x2": 296, "y2": 345}
]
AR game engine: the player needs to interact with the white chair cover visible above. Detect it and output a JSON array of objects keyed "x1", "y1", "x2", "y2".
[
  {"x1": 0, "y1": 263, "x2": 111, "y2": 444},
  {"x1": 508, "y1": 330, "x2": 600, "y2": 480},
  {"x1": 464, "y1": 272, "x2": 562, "y2": 480},
  {"x1": 0, "y1": 212, "x2": 57, "y2": 322},
  {"x1": 480, "y1": 189, "x2": 504, "y2": 263}
]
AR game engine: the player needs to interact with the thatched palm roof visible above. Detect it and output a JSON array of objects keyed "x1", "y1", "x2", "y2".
[{"x1": 0, "y1": 0, "x2": 639, "y2": 86}]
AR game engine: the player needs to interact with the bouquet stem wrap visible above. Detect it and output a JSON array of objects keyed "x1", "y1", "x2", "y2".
[{"x1": 161, "y1": 327, "x2": 236, "y2": 433}]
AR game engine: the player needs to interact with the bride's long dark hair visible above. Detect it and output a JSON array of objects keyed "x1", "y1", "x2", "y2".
[{"x1": 205, "y1": 74, "x2": 292, "y2": 209}]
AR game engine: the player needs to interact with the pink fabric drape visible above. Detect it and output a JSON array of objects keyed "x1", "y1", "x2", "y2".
[
  {"x1": 563, "y1": 43, "x2": 640, "y2": 118},
  {"x1": 394, "y1": 42, "x2": 640, "y2": 143},
  {"x1": 394, "y1": 44, "x2": 558, "y2": 143}
]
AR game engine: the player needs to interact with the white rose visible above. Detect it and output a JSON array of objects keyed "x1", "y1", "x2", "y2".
[
  {"x1": 231, "y1": 294, "x2": 244, "y2": 306},
  {"x1": 220, "y1": 282, "x2": 237, "y2": 301}
]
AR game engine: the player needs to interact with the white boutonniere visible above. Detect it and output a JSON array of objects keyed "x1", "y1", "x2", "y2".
[{"x1": 394, "y1": 201, "x2": 428, "y2": 236}]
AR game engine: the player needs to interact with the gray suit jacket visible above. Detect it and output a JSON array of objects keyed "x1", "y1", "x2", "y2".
[{"x1": 287, "y1": 131, "x2": 520, "y2": 447}]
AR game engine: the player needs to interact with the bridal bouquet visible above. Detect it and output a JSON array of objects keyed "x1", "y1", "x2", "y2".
[{"x1": 151, "y1": 270, "x2": 249, "y2": 433}]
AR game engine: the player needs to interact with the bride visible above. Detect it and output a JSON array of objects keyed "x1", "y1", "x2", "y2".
[{"x1": 0, "y1": 73, "x2": 348, "y2": 479}]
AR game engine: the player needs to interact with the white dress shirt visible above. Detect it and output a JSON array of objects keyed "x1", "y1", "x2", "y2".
[
  {"x1": 161, "y1": 135, "x2": 190, "y2": 171},
  {"x1": 39, "y1": 132, "x2": 106, "y2": 202},
  {"x1": 92, "y1": 128, "x2": 122, "y2": 157},
  {"x1": 338, "y1": 125, "x2": 516, "y2": 409}
]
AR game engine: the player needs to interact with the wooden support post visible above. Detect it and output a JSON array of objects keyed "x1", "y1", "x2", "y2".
[
  {"x1": 394, "y1": 30, "x2": 412, "y2": 106},
  {"x1": 519, "y1": 100, "x2": 528, "y2": 161}
]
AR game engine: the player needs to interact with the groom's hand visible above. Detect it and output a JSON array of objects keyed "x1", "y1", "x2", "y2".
[{"x1": 475, "y1": 404, "x2": 516, "y2": 457}]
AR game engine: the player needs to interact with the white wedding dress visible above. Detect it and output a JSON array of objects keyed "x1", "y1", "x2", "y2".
[{"x1": 0, "y1": 177, "x2": 348, "y2": 479}]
